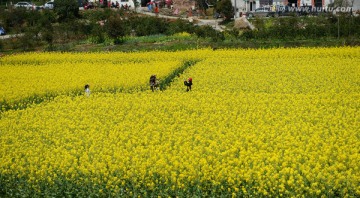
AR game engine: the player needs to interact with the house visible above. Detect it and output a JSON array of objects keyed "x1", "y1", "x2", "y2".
[
  {"x1": 235, "y1": 0, "x2": 359, "y2": 15},
  {"x1": 86, "y1": 0, "x2": 141, "y2": 8},
  {"x1": 233, "y1": 0, "x2": 259, "y2": 14}
]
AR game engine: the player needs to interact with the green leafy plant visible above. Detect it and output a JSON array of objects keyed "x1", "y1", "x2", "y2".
[{"x1": 54, "y1": 0, "x2": 80, "y2": 22}]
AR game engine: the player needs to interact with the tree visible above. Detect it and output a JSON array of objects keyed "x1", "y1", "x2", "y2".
[
  {"x1": 215, "y1": 0, "x2": 233, "y2": 21},
  {"x1": 54, "y1": 0, "x2": 80, "y2": 22},
  {"x1": 196, "y1": 0, "x2": 209, "y2": 10},
  {"x1": 40, "y1": 11, "x2": 57, "y2": 48},
  {"x1": 106, "y1": 15, "x2": 126, "y2": 39},
  {"x1": 1, "y1": 8, "x2": 28, "y2": 30}
]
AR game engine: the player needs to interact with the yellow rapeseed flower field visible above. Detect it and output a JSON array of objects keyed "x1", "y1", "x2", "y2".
[
  {"x1": 0, "y1": 47, "x2": 359, "y2": 197},
  {"x1": 0, "y1": 51, "x2": 201, "y2": 110}
]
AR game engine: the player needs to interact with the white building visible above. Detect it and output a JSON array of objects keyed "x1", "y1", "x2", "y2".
[
  {"x1": 87, "y1": 0, "x2": 141, "y2": 8},
  {"x1": 233, "y1": 0, "x2": 359, "y2": 15},
  {"x1": 232, "y1": 0, "x2": 259, "y2": 14}
]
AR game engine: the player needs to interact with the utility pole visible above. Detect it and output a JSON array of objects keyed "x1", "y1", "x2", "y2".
[
  {"x1": 234, "y1": 0, "x2": 237, "y2": 18},
  {"x1": 338, "y1": 15, "x2": 340, "y2": 39}
]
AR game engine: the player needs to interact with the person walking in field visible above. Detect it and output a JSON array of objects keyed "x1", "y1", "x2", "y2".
[
  {"x1": 149, "y1": 75, "x2": 159, "y2": 92},
  {"x1": 84, "y1": 84, "x2": 90, "y2": 96},
  {"x1": 184, "y1": 77, "x2": 192, "y2": 91}
]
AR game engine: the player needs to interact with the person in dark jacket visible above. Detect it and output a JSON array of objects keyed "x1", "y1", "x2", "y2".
[
  {"x1": 149, "y1": 74, "x2": 158, "y2": 92},
  {"x1": 184, "y1": 77, "x2": 192, "y2": 91}
]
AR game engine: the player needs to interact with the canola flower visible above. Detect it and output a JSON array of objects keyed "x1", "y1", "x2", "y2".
[
  {"x1": 0, "y1": 47, "x2": 359, "y2": 197},
  {"x1": 0, "y1": 51, "x2": 201, "y2": 111}
]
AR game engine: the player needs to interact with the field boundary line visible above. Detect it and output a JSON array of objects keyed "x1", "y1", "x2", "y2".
[{"x1": 159, "y1": 60, "x2": 200, "y2": 91}]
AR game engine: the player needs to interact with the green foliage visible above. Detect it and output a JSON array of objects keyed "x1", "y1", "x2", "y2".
[
  {"x1": 302, "y1": 16, "x2": 331, "y2": 39},
  {"x1": 54, "y1": 0, "x2": 80, "y2": 22},
  {"x1": 335, "y1": 13, "x2": 360, "y2": 38},
  {"x1": 106, "y1": 15, "x2": 126, "y2": 39},
  {"x1": 159, "y1": 60, "x2": 198, "y2": 91},
  {"x1": 195, "y1": 25, "x2": 225, "y2": 42},
  {"x1": 55, "y1": 21, "x2": 77, "y2": 43},
  {"x1": 240, "y1": 30, "x2": 256, "y2": 40},
  {"x1": 89, "y1": 24, "x2": 106, "y2": 44},
  {"x1": 124, "y1": 34, "x2": 169, "y2": 43},
  {"x1": 1, "y1": 5, "x2": 360, "y2": 52},
  {"x1": 41, "y1": 10, "x2": 58, "y2": 24},
  {"x1": 240, "y1": 14, "x2": 360, "y2": 41},
  {"x1": 81, "y1": 8, "x2": 113, "y2": 22},
  {"x1": 0, "y1": 173, "x2": 259, "y2": 197},
  {"x1": 215, "y1": 0, "x2": 233, "y2": 21},
  {"x1": 41, "y1": 24, "x2": 54, "y2": 47},
  {"x1": 224, "y1": 28, "x2": 240, "y2": 40},
  {"x1": 26, "y1": 10, "x2": 42, "y2": 27},
  {"x1": 166, "y1": 19, "x2": 195, "y2": 35},
  {"x1": 18, "y1": 31, "x2": 36, "y2": 51},
  {"x1": 0, "y1": 40, "x2": 3, "y2": 52},
  {"x1": 0, "y1": 8, "x2": 28, "y2": 30},
  {"x1": 127, "y1": 16, "x2": 167, "y2": 37}
]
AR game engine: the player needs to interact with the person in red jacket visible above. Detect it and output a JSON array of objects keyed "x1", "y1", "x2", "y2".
[
  {"x1": 154, "y1": 4, "x2": 159, "y2": 16},
  {"x1": 184, "y1": 77, "x2": 192, "y2": 91}
]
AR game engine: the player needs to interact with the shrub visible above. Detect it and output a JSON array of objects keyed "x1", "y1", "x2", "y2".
[
  {"x1": 267, "y1": 17, "x2": 298, "y2": 40},
  {"x1": 25, "y1": 10, "x2": 42, "y2": 27},
  {"x1": 18, "y1": 31, "x2": 36, "y2": 51},
  {"x1": 0, "y1": 8, "x2": 28, "y2": 29},
  {"x1": 81, "y1": 8, "x2": 113, "y2": 22},
  {"x1": 0, "y1": 40, "x2": 3, "y2": 52},
  {"x1": 41, "y1": 25, "x2": 54, "y2": 47},
  {"x1": 303, "y1": 16, "x2": 331, "y2": 39},
  {"x1": 215, "y1": 0, "x2": 233, "y2": 21},
  {"x1": 127, "y1": 16, "x2": 167, "y2": 37},
  {"x1": 166, "y1": 19, "x2": 195, "y2": 35},
  {"x1": 225, "y1": 29, "x2": 240, "y2": 40},
  {"x1": 41, "y1": 10, "x2": 57, "y2": 24},
  {"x1": 251, "y1": 18, "x2": 269, "y2": 39},
  {"x1": 90, "y1": 24, "x2": 106, "y2": 44},
  {"x1": 240, "y1": 30, "x2": 256, "y2": 40},
  {"x1": 54, "y1": 0, "x2": 80, "y2": 22},
  {"x1": 57, "y1": 20, "x2": 89, "y2": 41},
  {"x1": 194, "y1": 25, "x2": 224, "y2": 42},
  {"x1": 106, "y1": 15, "x2": 126, "y2": 39}
]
